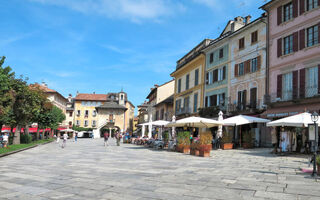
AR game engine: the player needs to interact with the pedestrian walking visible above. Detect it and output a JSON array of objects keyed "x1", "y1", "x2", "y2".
[
  {"x1": 56, "y1": 133, "x2": 60, "y2": 143},
  {"x1": 74, "y1": 132, "x2": 78, "y2": 142},
  {"x1": 62, "y1": 133, "x2": 68, "y2": 148},
  {"x1": 104, "y1": 132, "x2": 109, "y2": 146}
]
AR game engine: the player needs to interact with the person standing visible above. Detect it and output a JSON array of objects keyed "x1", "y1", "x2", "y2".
[
  {"x1": 3, "y1": 133, "x2": 9, "y2": 148},
  {"x1": 271, "y1": 128, "x2": 278, "y2": 154},
  {"x1": 74, "y1": 132, "x2": 78, "y2": 142},
  {"x1": 115, "y1": 131, "x2": 120, "y2": 146},
  {"x1": 104, "y1": 132, "x2": 109, "y2": 146},
  {"x1": 62, "y1": 133, "x2": 68, "y2": 148}
]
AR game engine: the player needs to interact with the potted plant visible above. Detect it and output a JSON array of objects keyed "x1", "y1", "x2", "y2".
[
  {"x1": 177, "y1": 131, "x2": 191, "y2": 154},
  {"x1": 316, "y1": 155, "x2": 320, "y2": 175},
  {"x1": 190, "y1": 139, "x2": 200, "y2": 156},
  {"x1": 242, "y1": 130, "x2": 253, "y2": 149},
  {"x1": 199, "y1": 131, "x2": 212, "y2": 157},
  {"x1": 221, "y1": 130, "x2": 233, "y2": 150}
]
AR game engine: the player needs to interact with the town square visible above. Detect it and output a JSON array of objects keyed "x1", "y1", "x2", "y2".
[{"x1": 1, "y1": 0, "x2": 320, "y2": 199}]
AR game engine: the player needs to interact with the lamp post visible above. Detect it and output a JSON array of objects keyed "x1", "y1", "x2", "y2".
[{"x1": 311, "y1": 111, "x2": 319, "y2": 177}]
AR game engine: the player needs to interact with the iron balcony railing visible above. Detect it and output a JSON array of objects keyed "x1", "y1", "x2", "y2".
[
  {"x1": 269, "y1": 86, "x2": 319, "y2": 103},
  {"x1": 176, "y1": 107, "x2": 191, "y2": 116},
  {"x1": 228, "y1": 99, "x2": 263, "y2": 112}
]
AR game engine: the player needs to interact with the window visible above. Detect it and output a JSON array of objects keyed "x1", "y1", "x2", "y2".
[
  {"x1": 85, "y1": 110, "x2": 89, "y2": 117},
  {"x1": 238, "y1": 90, "x2": 246, "y2": 110},
  {"x1": 307, "y1": 25, "x2": 319, "y2": 47},
  {"x1": 306, "y1": 67, "x2": 318, "y2": 97},
  {"x1": 282, "y1": 72, "x2": 293, "y2": 101},
  {"x1": 283, "y1": 35, "x2": 293, "y2": 55},
  {"x1": 178, "y1": 79, "x2": 181, "y2": 93},
  {"x1": 76, "y1": 120, "x2": 80, "y2": 126},
  {"x1": 121, "y1": 94, "x2": 123, "y2": 100},
  {"x1": 209, "y1": 53, "x2": 214, "y2": 63},
  {"x1": 251, "y1": 58, "x2": 258, "y2": 72},
  {"x1": 186, "y1": 74, "x2": 190, "y2": 90},
  {"x1": 209, "y1": 95, "x2": 216, "y2": 107},
  {"x1": 195, "y1": 69, "x2": 199, "y2": 86},
  {"x1": 193, "y1": 93, "x2": 198, "y2": 113},
  {"x1": 251, "y1": 31, "x2": 258, "y2": 44},
  {"x1": 283, "y1": 2, "x2": 293, "y2": 22},
  {"x1": 92, "y1": 110, "x2": 97, "y2": 117},
  {"x1": 217, "y1": 68, "x2": 223, "y2": 81},
  {"x1": 160, "y1": 109, "x2": 164, "y2": 120},
  {"x1": 84, "y1": 120, "x2": 88, "y2": 127},
  {"x1": 217, "y1": 93, "x2": 225, "y2": 106},
  {"x1": 77, "y1": 110, "x2": 80, "y2": 116},
  {"x1": 208, "y1": 71, "x2": 213, "y2": 84},
  {"x1": 183, "y1": 96, "x2": 189, "y2": 112},
  {"x1": 219, "y1": 48, "x2": 224, "y2": 59},
  {"x1": 92, "y1": 120, "x2": 96, "y2": 127},
  {"x1": 250, "y1": 88, "x2": 257, "y2": 109},
  {"x1": 239, "y1": 63, "x2": 245, "y2": 76},
  {"x1": 155, "y1": 110, "x2": 159, "y2": 120},
  {"x1": 239, "y1": 37, "x2": 245, "y2": 49},
  {"x1": 175, "y1": 99, "x2": 182, "y2": 113},
  {"x1": 69, "y1": 112, "x2": 72, "y2": 117},
  {"x1": 307, "y1": 0, "x2": 318, "y2": 11}
]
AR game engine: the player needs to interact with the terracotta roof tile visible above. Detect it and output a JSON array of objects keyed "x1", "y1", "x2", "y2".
[
  {"x1": 30, "y1": 84, "x2": 56, "y2": 93},
  {"x1": 75, "y1": 93, "x2": 107, "y2": 101}
]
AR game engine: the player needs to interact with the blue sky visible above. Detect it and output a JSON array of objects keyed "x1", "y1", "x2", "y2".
[{"x1": 0, "y1": 0, "x2": 267, "y2": 112}]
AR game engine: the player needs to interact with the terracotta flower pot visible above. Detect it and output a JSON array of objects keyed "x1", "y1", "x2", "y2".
[
  {"x1": 199, "y1": 144, "x2": 212, "y2": 157},
  {"x1": 222, "y1": 143, "x2": 233, "y2": 150},
  {"x1": 182, "y1": 145, "x2": 190, "y2": 154},
  {"x1": 190, "y1": 149, "x2": 200, "y2": 156}
]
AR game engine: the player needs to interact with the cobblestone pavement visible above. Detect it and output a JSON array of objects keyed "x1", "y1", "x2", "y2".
[{"x1": 0, "y1": 138, "x2": 320, "y2": 200}]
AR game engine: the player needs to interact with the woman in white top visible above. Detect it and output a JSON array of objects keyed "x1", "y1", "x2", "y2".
[{"x1": 62, "y1": 133, "x2": 68, "y2": 148}]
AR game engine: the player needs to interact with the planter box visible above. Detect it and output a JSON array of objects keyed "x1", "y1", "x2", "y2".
[
  {"x1": 222, "y1": 143, "x2": 233, "y2": 150},
  {"x1": 242, "y1": 143, "x2": 253, "y2": 149},
  {"x1": 190, "y1": 149, "x2": 200, "y2": 156},
  {"x1": 199, "y1": 144, "x2": 212, "y2": 157},
  {"x1": 182, "y1": 146, "x2": 190, "y2": 154}
]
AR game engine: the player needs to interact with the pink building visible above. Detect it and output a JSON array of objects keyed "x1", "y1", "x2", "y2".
[{"x1": 262, "y1": 0, "x2": 320, "y2": 118}]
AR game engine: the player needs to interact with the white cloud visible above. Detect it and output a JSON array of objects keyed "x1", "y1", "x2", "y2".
[{"x1": 29, "y1": 0, "x2": 185, "y2": 23}]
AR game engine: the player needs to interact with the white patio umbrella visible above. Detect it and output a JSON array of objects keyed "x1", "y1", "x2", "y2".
[
  {"x1": 165, "y1": 116, "x2": 223, "y2": 128},
  {"x1": 60, "y1": 128, "x2": 75, "y2": 132},
  {"x1": 222, "y1": 115, "x2": 271, "y2": 126},
  {"x1": 267, "y1": 112, "x2": 319, "y2": 127},
  {"x1": 222, "y1": 115, "x2": 270, "y2": 147},
  {"x1": 142, "y1": 124, "x2": 145, "y2": 137},
  {"x1": 148, "y1": 114, "x2": 152, "y2": 138}
]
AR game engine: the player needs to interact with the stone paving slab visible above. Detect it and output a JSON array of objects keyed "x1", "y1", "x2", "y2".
[{"x1": 0, "y1": 138, "x2": 320, "y2": 200}]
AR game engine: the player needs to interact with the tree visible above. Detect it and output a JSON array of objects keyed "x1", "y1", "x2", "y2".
[
  {"x1": 11, "y1": 77, "x2": 43, "y2": 144},
  {"x1": 0, "y1": 56, "x2": 15, "y2": 129}
]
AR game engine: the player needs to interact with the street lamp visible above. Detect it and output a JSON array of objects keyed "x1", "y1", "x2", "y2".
[{"x1": 311, "y1": 111, "x2": 319, "y2": 176}]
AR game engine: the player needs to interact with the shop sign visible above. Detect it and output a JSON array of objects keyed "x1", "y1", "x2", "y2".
[{"x1": 267, "y1": 112, "x2": 299, "y2": 118}]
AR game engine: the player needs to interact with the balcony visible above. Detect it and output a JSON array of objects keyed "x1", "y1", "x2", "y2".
[
  {"x1": 228, "y1": 99, "x2": 264, "y2": 114},
  {"x1": 176, "y1": 107, "x2": 191, "y2": 116},
  {"x1": 269, "y1": 86, "x2": 320, "y2": 104}
]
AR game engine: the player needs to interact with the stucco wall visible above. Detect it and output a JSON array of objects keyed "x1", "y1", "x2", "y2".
[{"x1": 157, "y1": 80, "x2": 174, "y2": 104}]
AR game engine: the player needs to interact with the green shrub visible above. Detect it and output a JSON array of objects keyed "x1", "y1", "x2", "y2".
[
  {"x1": 316, "y1": 155, "x2": 320, "y2": 165},
  {"x1": 20, "y1": 134, "x2": 32, "y2": 144},
  {"x1": 163, "y1": 131, "x2": 169, "y2": 142},
  {"x1": 177, "y1": 131, "x2": 190, "y2": 145}
]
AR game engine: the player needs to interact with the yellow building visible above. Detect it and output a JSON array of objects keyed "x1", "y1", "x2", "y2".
[
  {"x1": 74, "y1": 92, "x2": 135, "y2": 138},
  {"x1": 171, "y1": 39, "x2": 212, "y2": 119}
]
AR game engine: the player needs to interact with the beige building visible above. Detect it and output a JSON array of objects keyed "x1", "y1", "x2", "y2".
[
  {"x1": 171, "y1": 39, "x2": 211, "y2": 119},
  {"x1": 74, "y1": 92, "x2": 135, "y2": 138},
  {"x1": 31, "y1": 83, "x2": 68, "y2": 127},
  {"x1": 154, "y1": 80, "x2": 174, "y2": 121}
]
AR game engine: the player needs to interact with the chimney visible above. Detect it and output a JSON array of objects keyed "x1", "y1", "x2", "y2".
[
  {"x1": 76, "y1": 91, "x2": 79, "y2": 96},
  {"x1": 245, "y1": 15, "x2": 251, "y2": 24},
  {"x1": 41, "y1": 81, "x2": 47, "y2": 87},
  {"x1": 154, "y1": 84, "x2": 159, "y2": 88}
]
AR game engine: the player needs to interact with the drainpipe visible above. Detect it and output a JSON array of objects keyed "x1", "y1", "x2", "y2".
[{"x1": 262, "y1": 12, "x2": 270, "y2": 103}]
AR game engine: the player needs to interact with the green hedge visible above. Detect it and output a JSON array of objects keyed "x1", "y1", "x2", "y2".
[{"x1": 20, "y1": 134, "x2": 32, "y2": 144}]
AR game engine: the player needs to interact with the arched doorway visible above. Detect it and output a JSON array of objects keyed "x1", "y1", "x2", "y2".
[{"x1": 100, "y1": 125, "x2": 120, "y2": 138}]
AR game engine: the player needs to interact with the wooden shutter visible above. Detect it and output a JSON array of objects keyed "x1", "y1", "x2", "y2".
[
  {"x1": 213, "y1": 95, "x2": 217, "y2": 106},
  {"x1": 245, "y1": 60, "x2": 251, "y2": 74},
  {"x1": 292, "y1": 70, "x2": 298, "y2": 99},
  {"x1": 277, "y1": 38, "x2": 282, "y2": 57},
  {"x1": 205, "y1": 96, "x2": 208, "y2": 107},
  {"x1": 257, "y1": 55, "x2": 261, "y2": 70},
  {"x1": 243, "y1": 90, "x2": 247, "y2": 108},
  {"x1": 214, "y1": 69, "x2": 218, "y2": 82},
  {"x1": 300, "y1": 0, "x2": 305, "y2": 15},
  {"x1": 318, "y1": 65, "x2": 320, "y2": 94},
  {"x1": 277, "y1": 6, "x2": 282, "y2": 25},
  {"x1": 223, "y1": 66, "x2": 226, "y2": 80},
  {"x1": 235, "y1": 64, "x2": 238, "y2": 77},
  {"x1": 293, "y1": 31, "x2": 299, "y2": 52},
  {"x1": 238, "y1": 91, "x2": 241, "y2": 108},
  {"x1": 293, "y1": 0, "x2": 298, "y2": 18},
  {"x1": 250, "y1": 88, "x2": 257, "y2": 108},
  {"x1": 299, "y1": 68, "x2": 305, "y2": 98},
  {"x1": 277, "y1": 74, "x2": 282, "y2": 98},
  {"x1": 299, "y1": 29, "x2": 305, "y2": 50},
  {"x1": 222, "y1": 93, "x2": 225, "y2": 106}
]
